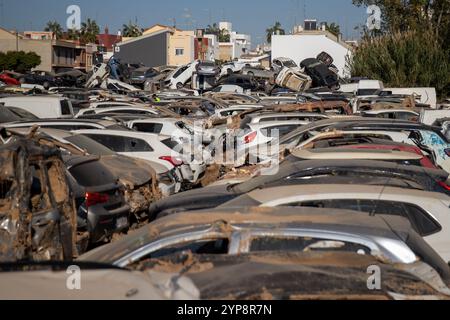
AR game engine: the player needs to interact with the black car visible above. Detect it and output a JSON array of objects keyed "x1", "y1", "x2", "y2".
[
  {"x1": 64, "y1": 155, "x2": 130, "y2": 249},
  {"x1": 18, "y1": 70, "x2": 61, "y2": 89},
  {"x1": 217, "y1": 75, "x2": 261, "y2": 91},
  {"x1": 148, "y1": 159, "x2": 450, "y2": 221},
  {"x1": 300, "y1": 58, "x2": 339, "y2": 89}
]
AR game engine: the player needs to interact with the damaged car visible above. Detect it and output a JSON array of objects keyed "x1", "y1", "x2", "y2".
[{"x1": 0, "y1": 136, "x2": 77, "y2": 262}]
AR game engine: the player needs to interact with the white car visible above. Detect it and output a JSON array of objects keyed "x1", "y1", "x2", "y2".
[
  {"x1": 76, "y1": 106, "x2": 159, "y2": 118},
  {"x1": 73, "y1": 129, "x2": 205, "y2": 184},
  {"x1": 272, "y1": 57, "x2": 301, "y2": 73},
  {"x1": 361, "y1": 109, "x2": 419, "y2": 121},
  {"x1": 166, "y1": 61, "x2": 200, "y2": 90},
  {"x1": 224, "y1": 184, "x2": 450, "y2": 263},
  {"x1": 126, "y1": 118, "x2": 212, "y2": 145},
  {"x1": 234, "y1": 120, "x2": 308, "y2": 165},
  {"x1": 0, "y1": 96, "x2": 74, "y2": 119},
  {"x1": 219, "y1": 61, "x2": 247, "y2": 78}
]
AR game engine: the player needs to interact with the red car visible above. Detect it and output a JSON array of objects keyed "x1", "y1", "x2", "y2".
[
  {"x1": 340, "y1": 144, "x2": 437, "y2": 169},
  {"x1": 0, "y1": 71, "x2": 21, "y2": 86}
]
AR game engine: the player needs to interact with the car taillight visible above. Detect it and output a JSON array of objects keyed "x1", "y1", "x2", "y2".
[
  {"x1": 438, "y1": 181, "x2": 450, "y2": 191},
  {"x1": 244, "y1": 131, "x2": 257, "y2": 144},
  {"x1": 159, "y1": 156, "x2": 184, "y2": 167},
  {"x1": 85, "y1": 192, "x2": 109, "y2": 207}
]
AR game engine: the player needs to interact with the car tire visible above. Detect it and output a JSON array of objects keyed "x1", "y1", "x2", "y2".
[
  {"x1": 176, "y1": 82, "x2": 183, "y2": 89},
  {"x1": 227, "y1": 68, "x2": 233, "y2": 75}
]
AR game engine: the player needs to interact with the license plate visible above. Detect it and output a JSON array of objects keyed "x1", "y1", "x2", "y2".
[{"x1": 116, "y1": 216, "x2": 129, "y2": 229}]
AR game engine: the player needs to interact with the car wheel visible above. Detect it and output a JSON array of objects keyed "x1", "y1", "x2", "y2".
[
  {"x1": 227, "y1": 68, "x2": 233, "y2": 75},
  {"x1": 43, "y1": 81, "x2": 50, "y2": 89},
  {"x1": 176, "y1": 82, "x2": 183, "y2": 89}
]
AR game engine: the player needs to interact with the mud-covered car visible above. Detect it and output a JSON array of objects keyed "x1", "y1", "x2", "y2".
[
  {"x1": 138, "y1": 251, "x2": 450, "y2": 300},
  {"x1": 0, "y1": 136, "x2": 77, "y2": 262}
]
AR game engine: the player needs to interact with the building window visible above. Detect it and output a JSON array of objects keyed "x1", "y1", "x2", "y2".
[{"x1": 175, "y1": 48, "x2": 184, "y2": 56}]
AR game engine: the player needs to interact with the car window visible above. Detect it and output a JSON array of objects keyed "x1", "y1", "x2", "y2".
[
  {"x1": 68, "y1": 160, "x2": 116, "y2": 187},
  {"x1": 148, "y1": 238, "x2": 229, "y2": 259},
  {"x1": 60, "y1": 100, "x2": 72, "y2": 115},
  {"x1": 132, "y1": 122, "x2": 163, "y2": 134},
  {"x1": 250, "y1": 236, "x2": 371, "y2": 255},
  {"x1": 287, "y1": 199, "x2": 441, "y2": 236},
  {"x1": 85, "y1": 134, "x2": 153, "y2": 153},
  {"x1": 65, "y1": 134, "x2": 116, "y2": 156},
  {"x1": 261, "y1": 125, "x2": 300, "y2": 138}
]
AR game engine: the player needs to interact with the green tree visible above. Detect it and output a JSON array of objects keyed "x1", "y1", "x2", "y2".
[
  {"x1": 80, "y1": 18, "x2": 100, "y2": 43},
  {"x1": 0, "y1": 51, "x2": 41, "y2": 73},
  {"x1": 205, "y1": 23, "x2": 220, "y2": 36},
  {"x1": 326, "y1": 22, "x2": 341, "y2": 37},
  {"x1": 122, "y1": 22, "x2": 143, "y2": 37},
  {"x1": 44, "y1": 21, "x2": 63, "y2": 40},
  {"x1": 351, "y1": 0, "x2": 450, "y2": 98},
  {"x1": 266, "y1": 22, "x2": 285, "y2": 43},
  {"x1": 66, "y1": 28, "x2": 80, "y2": 41}
]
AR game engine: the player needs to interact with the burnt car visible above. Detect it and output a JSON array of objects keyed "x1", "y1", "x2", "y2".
[
  {"x1": 64, "y1": 155, "x2": 130, "y2": 248},
  {"x1": 300, "y1": 58, "x2": 339, "y2": 89},
  {"x1": 0, "y1": 136, "x2": 77, "y2": 262}
]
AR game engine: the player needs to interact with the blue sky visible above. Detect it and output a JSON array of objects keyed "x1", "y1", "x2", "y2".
[{"x1": 1, "y1": 0, "x2": 367, "y2": 44}]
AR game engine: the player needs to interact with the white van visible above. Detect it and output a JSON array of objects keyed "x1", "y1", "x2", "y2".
[{"x1": 0, "y1": 96, "x2": 74, "y2": 119}]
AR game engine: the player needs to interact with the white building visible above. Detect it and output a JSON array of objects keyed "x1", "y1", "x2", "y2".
[
  {"x1": 204, "y1": 34, "x2": 219, "y2": 61},
  {"x1": 217, "y1": 21, "x2": 251, "y2": 61},
  {"x1": 271, "y1": 30, "x2": 353, "y2": 78}
]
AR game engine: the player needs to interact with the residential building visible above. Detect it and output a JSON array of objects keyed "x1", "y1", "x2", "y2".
[
  {"x1": 114, "y1": 24, "x2": 195, "y2": 67},
  {"x1": 217, "y1": 22, "x2": 251, "y2": 61},
  {"x1": 194, "y1": 29, "x2": 215, "y2": 61},
  {"x1": 0, "y1": 27, "x2": 91, "y2": 72},
  {"x1": 23, "y1": 31, "x2": 53, "y2": 40},
  {"x1": 96, "y1": 26, "x2": 122, "y2": 61},
  {"x1": 271, "y1": 22, "x2": 353, "y2": 77}
]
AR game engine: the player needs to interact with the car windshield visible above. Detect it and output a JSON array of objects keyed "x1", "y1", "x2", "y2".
[
  {"x1": 65, "y1": 134, "x2": 116, "y2": 156},
  {"x1": 283, "y1": 60, "x2": 297, "y2": 68}
]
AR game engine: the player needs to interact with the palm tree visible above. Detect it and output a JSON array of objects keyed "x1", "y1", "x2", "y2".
[
  {"x1": 66, "y1": 28, "x2": 80, "y2": 41},
  {"x1": 205, "y1": 23, "x2": 220, "y2": 36},
  {"x1": 80, "y1": 18, "x2": 100, "y2": 44},
  {"x1": 266, "y1": 21, "x2": 285, "y2": 43},
  {"x1": 44, "y1": 21, "x2": 63, "y2": 40},
  {"x1": 122, "y1": 22, "x2": 143, "y2": 37},
  {"x1": 326, "y1": 22, "x2": 341, "y2": 37}
]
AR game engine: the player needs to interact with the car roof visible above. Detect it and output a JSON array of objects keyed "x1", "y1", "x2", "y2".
[
  {"x1": 5, "y1": 119, "x2": 117, "y2": 126},
  {"x1": 292, "y1": 148, "x2": 423, "y2": 160},
  {"x1": 244, "y1": 184, "x2": 449, "y2": 204}
]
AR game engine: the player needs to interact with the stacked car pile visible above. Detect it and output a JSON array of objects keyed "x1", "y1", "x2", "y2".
[{"x1": 1, "y1": 57, "x2": 450, "y2": 300}]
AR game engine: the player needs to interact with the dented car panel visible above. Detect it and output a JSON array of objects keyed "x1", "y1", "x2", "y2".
[{"x1": 0, "y1": 137, "x2": 77, "y2": 262}]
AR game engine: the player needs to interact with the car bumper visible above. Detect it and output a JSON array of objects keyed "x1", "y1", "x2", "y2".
[{"x1": 85, "y1": 204, "x2": 130, "y2": 243}]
